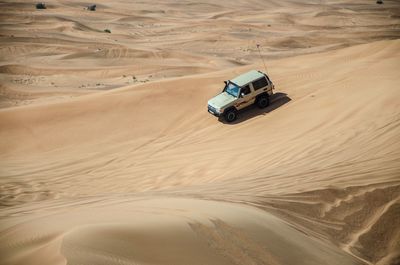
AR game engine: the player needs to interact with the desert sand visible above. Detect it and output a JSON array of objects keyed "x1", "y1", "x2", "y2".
[{"x1": 0, "y1": 0, "x2": 400, "y2": 265}]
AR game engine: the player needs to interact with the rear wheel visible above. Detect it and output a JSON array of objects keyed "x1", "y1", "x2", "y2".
[
  {"x1": 256, "y1": 95, "x2": 270, "y2": 108},
  {"x1": 224, "y1": 108, "x2": 237, "y2": 123}
]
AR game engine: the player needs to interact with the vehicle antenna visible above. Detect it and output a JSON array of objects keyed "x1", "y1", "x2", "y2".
[{"x1": 256, "y1": 44, "x2": 268, "y2": 74}]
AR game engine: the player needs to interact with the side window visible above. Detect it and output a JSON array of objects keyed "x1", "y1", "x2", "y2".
[
  {"x1": 241, "y1": 85, "x2": 251, "y2": 96},
  {"x1": 252, "y1": 77, "x2": 268, "y2": 90}
]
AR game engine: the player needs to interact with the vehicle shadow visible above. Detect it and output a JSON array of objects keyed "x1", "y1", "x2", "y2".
[{"x1": 219, "y1": 92, "x2": 291, "y2": 124}]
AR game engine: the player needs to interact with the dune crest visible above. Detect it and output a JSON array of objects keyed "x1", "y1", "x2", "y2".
[{"x1": 0, "y1": 198, "x2": 365, "y2": 265}]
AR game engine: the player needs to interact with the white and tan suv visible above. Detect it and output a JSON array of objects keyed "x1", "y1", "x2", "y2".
[{"x1": 207, "y1": 70, "x2": 274, "y2": 122}]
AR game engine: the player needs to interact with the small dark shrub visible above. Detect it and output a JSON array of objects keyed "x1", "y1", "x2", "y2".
[
  {"x1": 104, "y1": 29, "x2": 111, "y2": 33},
  {"x1": 36, "y1": 2, "x2": 46, "y2": 9},
  {"x1": 376, "y1": 0, "x2": 383, "y2": 4},
  {"x1": 87, "y1": 4, "x2": 96, "y2": 11}
]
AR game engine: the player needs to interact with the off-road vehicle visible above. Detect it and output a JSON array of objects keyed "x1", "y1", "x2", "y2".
[{"x1": 207, "y1": 70, "x2": 274, "y2": 122}]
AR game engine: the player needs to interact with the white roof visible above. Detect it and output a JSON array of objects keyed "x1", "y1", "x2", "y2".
[{"x1": 230, "y1": 70, "x2": 265, "y2": 87}]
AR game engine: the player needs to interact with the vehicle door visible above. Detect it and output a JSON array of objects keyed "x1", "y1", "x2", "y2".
[{"x1": 235, "y1": 84, "x2": 254, "y2": 110}]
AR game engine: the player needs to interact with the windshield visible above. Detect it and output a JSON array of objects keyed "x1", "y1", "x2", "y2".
[{"x1": 224, "y1": 82, "x2": 240, "y2": 97}]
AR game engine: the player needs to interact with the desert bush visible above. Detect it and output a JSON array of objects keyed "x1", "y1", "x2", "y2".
[
  {"x1": 87, "y1": 4, "x2": 96, "y2": 11},
  {"x1": 36, "y1": 2, "x2": 46, "y2": 9}
]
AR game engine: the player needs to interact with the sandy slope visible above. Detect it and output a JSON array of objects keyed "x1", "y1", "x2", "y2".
[{"x1": 1, "y1": 1, "x2": 400, "y2": 265}]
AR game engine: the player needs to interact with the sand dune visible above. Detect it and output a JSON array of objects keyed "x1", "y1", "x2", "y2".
[
  {"x1": 1, "y1": 0, "x2": 399, "y2": 106},
  {"x1": 1, "y1": 0, "x2": 400, "y2": 265}
]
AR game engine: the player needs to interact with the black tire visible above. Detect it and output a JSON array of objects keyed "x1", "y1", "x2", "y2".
[
  {"x1": 256, "y1": 95, "x2": 270, "y2": 108},
  {"x1": 224, "y1": 108, "x2": 237, "y2": 123}
]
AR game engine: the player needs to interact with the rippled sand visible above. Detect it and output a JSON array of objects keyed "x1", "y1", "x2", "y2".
[{"x1": 1, "y1": 1, "x2": 400, "y2": 264}]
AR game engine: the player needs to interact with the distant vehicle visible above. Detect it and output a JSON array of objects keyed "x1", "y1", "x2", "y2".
[{"x1": 207, "y1": 70, "x2": 274, "y2": 122}]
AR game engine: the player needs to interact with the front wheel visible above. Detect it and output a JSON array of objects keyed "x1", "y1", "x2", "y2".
[
  {"x1": 224, "y1": 108, "x2": 237, "y2": 123},
  {"x1": 256, "y1": 95, "x2": 270, "y2": 108}
]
